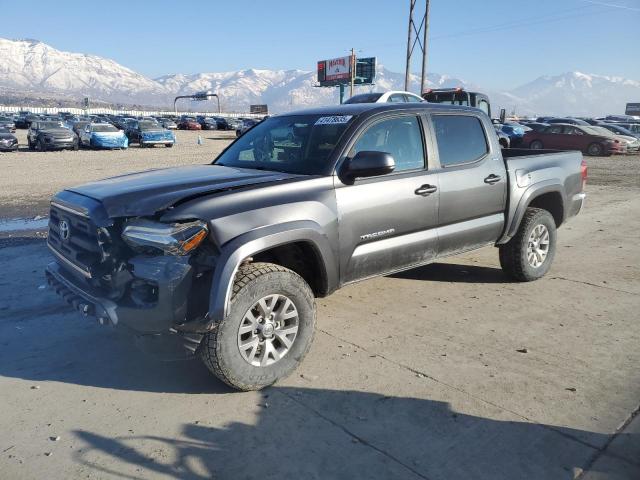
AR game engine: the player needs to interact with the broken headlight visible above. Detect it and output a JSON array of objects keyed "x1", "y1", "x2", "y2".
[{"x1": 121, "y1": 219, "x2": 208, "y2": 255}]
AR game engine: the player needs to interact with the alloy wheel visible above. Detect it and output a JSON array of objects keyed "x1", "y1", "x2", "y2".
[{"x1": 237, "y1": 294, "x2": 299, "y2": 367}]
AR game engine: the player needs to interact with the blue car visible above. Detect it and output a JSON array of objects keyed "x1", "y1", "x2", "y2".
[
  {"x1": 79, "y1": 123, "x2": 128, "y2": 149},
  {"x1": 497, "y1": 122, "x2": 530, "y2": 147},
  {"x1": 126, "y1": 120, "x2": 175, "y2": 148}
]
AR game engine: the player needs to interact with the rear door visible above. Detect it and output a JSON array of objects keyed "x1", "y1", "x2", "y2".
[
  {"x1": 429, "y1": 113, "x2": 507, "y2": 256},
  {"x1": 335, "y1": 113, "x2": 439, "y2": 283},
  {"x1": 563, "y1": 126, "x2": 588, "y2": 150}
]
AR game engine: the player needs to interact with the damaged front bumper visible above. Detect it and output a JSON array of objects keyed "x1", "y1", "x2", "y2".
[{"x1": 45, "y1": 254, "x2": 204, "y2": 356}]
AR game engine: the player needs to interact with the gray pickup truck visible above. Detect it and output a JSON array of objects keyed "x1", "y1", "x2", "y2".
[{"x1": 46, "y1": 103, "x2": 587, "y2": 390}]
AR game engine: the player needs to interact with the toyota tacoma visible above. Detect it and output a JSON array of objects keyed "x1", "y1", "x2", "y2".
[{"x1": 46, "y1": 103, "x2": 587, "y2": 390}]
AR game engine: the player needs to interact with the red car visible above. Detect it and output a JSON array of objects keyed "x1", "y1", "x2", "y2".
[
  {"x1": 177, "y1": 117, "x2": 202, "y2": 130},
  {"x1": 523, "y1": 123, "x2": 624, "y2": 156}
]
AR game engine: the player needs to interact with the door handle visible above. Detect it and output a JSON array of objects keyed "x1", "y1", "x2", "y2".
[
  {"x1": 415, "y1": 184, "x2": 438, "y2": 196},
  {"x1": 484, "y1": 174, "x2": 502, "y2": 184}
]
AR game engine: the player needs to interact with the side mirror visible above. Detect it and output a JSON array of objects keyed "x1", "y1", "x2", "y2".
[{"x1": 342, "y1": 151, "x2": 395, "y2": 183}]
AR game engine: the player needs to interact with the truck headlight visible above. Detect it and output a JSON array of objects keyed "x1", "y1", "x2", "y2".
[{"x1": 121, "y1": 219, "x2": 208, "y2": 255}]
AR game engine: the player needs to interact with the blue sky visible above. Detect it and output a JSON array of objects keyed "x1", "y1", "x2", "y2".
[{"x1": 1, "y1": 0, "x2": 639, "y2": 89}]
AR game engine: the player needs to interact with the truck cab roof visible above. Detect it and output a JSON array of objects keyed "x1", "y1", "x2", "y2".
[{"x1": 282, "y1": 102, "x2": 484, "y2": 118}]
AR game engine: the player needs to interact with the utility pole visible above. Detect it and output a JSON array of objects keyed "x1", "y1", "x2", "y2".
[
  {"x1": 404, "y1": 0, "x2": 430, "y2": 94},
  {"x1": 350, "y1": 47, "x2": 356, "y2": 98}
]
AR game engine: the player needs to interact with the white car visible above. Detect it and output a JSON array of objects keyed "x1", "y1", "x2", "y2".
[{"x1": 343, "y1": 91, "x2": 424, "y2": 104}]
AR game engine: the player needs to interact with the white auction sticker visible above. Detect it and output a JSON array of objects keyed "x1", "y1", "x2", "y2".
[{"x1": 315, "y1": 115, "x2": 353, "y2": 125}]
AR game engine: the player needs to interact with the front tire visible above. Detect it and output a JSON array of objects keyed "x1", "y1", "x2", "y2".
[
  {"x1": 499, "y1": 207, "x2": 557, "y2": 282},
  {"x1": 529, "y1": 140, "x2": 543, "y2": 150},
  {"x1": 36, "y1": 139, "x2": 46, "y2": 152},
  {"x1": 200, "y1": 262, "x2": 316, "y2": 391}
]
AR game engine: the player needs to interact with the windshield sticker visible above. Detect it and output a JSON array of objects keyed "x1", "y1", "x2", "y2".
[{"x1": 315, "y1": 115, "x2": 353, "y2": 125}]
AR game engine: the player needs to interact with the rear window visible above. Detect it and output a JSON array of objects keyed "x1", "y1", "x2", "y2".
[{"x1": 432, "y1": 115, "x2": 488, "y2": 167}]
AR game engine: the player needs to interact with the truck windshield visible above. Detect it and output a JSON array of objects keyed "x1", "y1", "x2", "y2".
[{"x1": 214, "y1": 114, "x2": 355, "y2": 175}]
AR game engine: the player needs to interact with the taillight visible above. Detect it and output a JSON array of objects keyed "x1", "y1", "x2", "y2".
[{"x1": 580, "y1": 159, "x2": 588, "y2": 190}]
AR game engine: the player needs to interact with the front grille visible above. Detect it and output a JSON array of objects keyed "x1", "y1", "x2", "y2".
[{"x1": 48, "y1": 204, "x2": 103, "y2": 277}]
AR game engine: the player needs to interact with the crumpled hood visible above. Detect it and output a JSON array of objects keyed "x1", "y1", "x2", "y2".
[{"x1": 67, "y1": 164, "x2": 302, "y2": 217}]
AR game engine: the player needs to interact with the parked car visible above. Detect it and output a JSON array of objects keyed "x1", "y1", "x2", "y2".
[
  {"x1": 236, "y1": 118, "x2": 260, "y2": 137},
  {"x1": 523, "y1": 124, "x2": 625, "y2": 156},
  {"x1": 599, "y1": 123, "x2": 640, "y2": 140},
  {"x1": 70, "y1": 121, "x2": 91, "y2": 139},
  {"x1": 344, "y1": 91, "x2": 424, "y2": 104},
  {"x1": 493, "y1": 126, "x2": 510, "y2": 148},
  {"x1": 27, "y1": 121, "x2": 78, "y2": 151},
  {"x1": 197, "y1": 116, "x2": 218, "y2": 130},
  {"x1": 79, "y1": 123, "x2": 129, "y2": 149},
  {"x1": 126, "y1": 120, "x2": 175, "y2": 147},
  {"x1": 589, "y1": 126, "x2": 640, "y2": 154},
  {"x1": 0, "y1": 116, "x2": 16, "y2": 132},
  {"x1": 45, "y1": 102, "x2": 586, "y2": 391},
  {"x1": 520, "y1": 122, "x2": 550, "y2": 132},
  {"x1": 610, "y1": 122, "x2": 640, "y2": 135},
  {"x1": 226, "y1": 117, "x2": 242, "y2": 130},
  {"x1": 16, "y1": 114, "x2": 40, "y2": 129},
  {"x1": 546, "y1": 118, "x2": 590, "y2": 126},
  {"x1": 0, "y1": 127, "x2": 19, "y2": 152},
  {"x1": 178, "y1": 117, "x2": 202, "y2": 130},
  {"x1": 212, "y1": 117, "x2": 231, "y2": 130},
  {"x1": 496, "y1": 122, "x2": 529, "y2": 147},
  {"x1": 157, "y1": 118, "x2": 178, "y2": 130}
]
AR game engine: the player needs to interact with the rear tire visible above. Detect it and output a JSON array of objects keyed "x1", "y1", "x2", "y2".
[
  {"x1": 499, "y1": 207, "x2": 557, "y2": 282},
  {"x1": 529, "y1": 140, "x2": 543, "y2": 150},
  {"x1": 165, "y1": 143, "x2": 173, "y2": 148},
  {"x1": 200, "y1": 262, "x2": 316, "y2": 391},
  {"x1": 587, "y1": 142, "x2": 604, "y2": 156}
]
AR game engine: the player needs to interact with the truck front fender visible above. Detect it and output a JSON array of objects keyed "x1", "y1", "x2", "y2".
[{"x1": 207, "y1": 220, "x2": 338, "y2": 324}]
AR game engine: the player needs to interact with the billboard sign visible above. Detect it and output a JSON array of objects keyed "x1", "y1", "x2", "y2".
[
  {"x1": 625, "y1": 103, "x2": 640, "y2": 116},
  {"x1": 318, "y1": 56, "x2": 376, "y2": 87},
  {"x1": 250, "y1": 104, "x2": 268, "y2": 115},
  {"x1": 326, "y1": 56, "x2": 351, "y2": 82}
]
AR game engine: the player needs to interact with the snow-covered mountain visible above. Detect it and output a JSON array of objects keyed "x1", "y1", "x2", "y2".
[
  {"x1": 0, "y1": 38, "x2": 638, "y2": 116},
  {"x1": 0, "y1": 38, "x2": 166, "y2": 105},
  {"x1": 502, "y1": 72, "x2": 640, "y2": 117}
]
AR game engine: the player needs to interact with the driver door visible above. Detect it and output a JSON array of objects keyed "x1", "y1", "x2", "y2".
[{"x1": 335, "y1": 113, "x2": 439, "y2": 284}]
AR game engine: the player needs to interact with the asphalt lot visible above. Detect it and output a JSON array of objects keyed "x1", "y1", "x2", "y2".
[{"x1": 0, "y1": 134, "x2": 638, "y2": 479}]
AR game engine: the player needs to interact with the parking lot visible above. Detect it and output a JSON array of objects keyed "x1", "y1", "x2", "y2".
[{"x1": 0, "y1": 134, "x2": 639, "y2": 479}]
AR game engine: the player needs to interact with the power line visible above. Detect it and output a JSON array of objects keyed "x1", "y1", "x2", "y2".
[
  {"x1": 576, "y1": 0, "x2": 640, "y2": 12},
  {"x1": 355, "y1": 3, "x2": 615, "y2": 52}
]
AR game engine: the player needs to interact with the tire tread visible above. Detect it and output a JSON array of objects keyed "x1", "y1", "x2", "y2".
[
  {"x1": 200, "y1": 262, "x2": 315, "y2": 391},
  {"x1": 499, "y1": 207, "x2": 554, "y2": 282}
]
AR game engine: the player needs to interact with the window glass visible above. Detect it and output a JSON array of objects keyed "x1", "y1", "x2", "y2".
[
  {"x1": 350, "y1": 116, "x2": 425, "y2": 172},
  {"x1": 387, "y1": 94, "x2": 406, "y2": 103},
  {"x1": 432, "y1": 115, "x2": 488, "y2": 167},
  {"x1": 548, "y1": 126, "x2": 563, "y2": 134},
  {"x1": 405, "y1": 94, "x2": 423, "y2": 103},
  {"x1": 477, "y1": 100, "x2": 490, "y2": 115},
  {"x1": 215, "y1": 114, "x2": 354, "y2": 175}
]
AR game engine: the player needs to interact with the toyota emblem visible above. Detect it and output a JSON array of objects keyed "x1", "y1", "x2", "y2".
[{"x1": 59, "y1": 220, "x2": 70, "y2": 241}]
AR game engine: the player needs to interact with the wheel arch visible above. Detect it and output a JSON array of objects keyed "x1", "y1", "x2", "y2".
[
  {"x1": 207, "y1": 221, "x2": 338, "y2": 325},
  {"x1": 498, "y1": 181, "x2": 566, "y2": 244}
]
